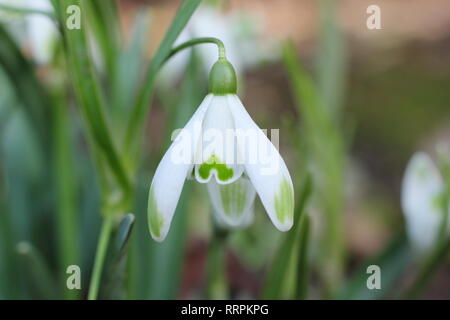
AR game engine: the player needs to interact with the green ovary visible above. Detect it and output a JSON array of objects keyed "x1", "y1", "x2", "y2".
[
  {"x1": 220, "y1": 180, "x2": 247, "y2": 218},
  {"x1": 274, "y1": 178, "x2": 294, "y2": 224},
  {"x1": 198, "y1": 154, "x2": 234, "y2": 182},
  {"x1": 147, "y1": 188, "x2": 164, "y2": 238}
]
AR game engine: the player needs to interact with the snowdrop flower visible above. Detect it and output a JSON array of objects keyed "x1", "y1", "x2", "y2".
[
  {"x1": 401, "y1": 152, "x2": 450, "y2": 252},
  {"x1": 148, "y1": 53, "x2": 294, "y2": 242}
]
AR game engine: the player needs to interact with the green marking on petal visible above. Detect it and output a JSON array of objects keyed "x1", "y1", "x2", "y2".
[
  {"x1": 147, "y1": 187, "x2": 164, "y2": 239},
  {"x1": 274, "y1": 178, "x2": 294, "y2": 224},
  {"x1": 416, "y1": 163, "x2": 429, "y2": 181},
  {"x1": 432, "y1": 192, "x2": 446, "y2": 213},
  {"x1": 198, "y1": 154, "x2": 234, "y2": 182},
  {"x1": 220, "y1": 179, "x2": 247, "y2": 218}
]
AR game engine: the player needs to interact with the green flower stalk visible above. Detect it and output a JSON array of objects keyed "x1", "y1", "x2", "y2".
[{"x1": 147, "y1": 38, "x2": 295, "y2": 241}]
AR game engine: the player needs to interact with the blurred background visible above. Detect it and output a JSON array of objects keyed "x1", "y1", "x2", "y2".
[{"x1": 0, "y1": 0, "x2": 449, "y2": 299}]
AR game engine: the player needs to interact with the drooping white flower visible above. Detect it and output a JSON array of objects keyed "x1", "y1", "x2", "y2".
[
  {"x1": 401, "y1": 152, "x2": 450, "y2": 252},
  {"x1": 148, "y1": 57, "x2": 294, "y2": 242}
]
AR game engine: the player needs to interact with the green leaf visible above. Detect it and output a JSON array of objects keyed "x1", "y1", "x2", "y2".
[
  {"x1": 0, "y1": 24, "x2": 52, "y2": 149},
  {"x1": 113, "y1": 214, "x2": 136, "y2": 257},
  {"x1": 316, "y1": 0, "x2": 347, "y2": 117},
  {"x1": 283, "y1": 40, "x2": 346, "y2": 294},
  {"x1": 262, "y1": 174, "x2": 312, "y2": 299},
  {"x1": 124, "y1": 0, "x2": 202, "y2": 158},
  {"x1": 52, "y1": 0, "x2": 131, "y2": 196},
  {"x1": 295, "y1": 214, "x2": 311, "y2": 299},
  {"x1": 111, "y1": 10, "x2": 151, "y2": 127},
  {"x1": 100, "y1": 214, "x2": 135, "y2": 300},
  {"x1": 52, "y1": 95, "x2": 80, "y2": 300},
  {"x1": 82, "y1": 0, "x2": 120, "y2": 75},
  {"x1": 16, "y1": 242, "x2": 58, "y2": 299}
]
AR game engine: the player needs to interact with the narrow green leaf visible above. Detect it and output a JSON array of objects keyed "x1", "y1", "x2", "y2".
[
  {"x1": 262, "y1": 174, "x2": 312, "y2": 299},
  {"x1": 111, "y1": 10, "x2": 151, "y2": 126},
  {"x1": 295, "y1": 214, "x2": 311, "y2": 299},
  {"x1": 52, "y1": 0, "x2": 131, "y2": 195},
  {"x1": 101, "y1": 214, "x2": 135, "y2": 300},
  {"x1": 52, "y1": 95, "x2": 80, "y2": 299},
  {"x1": 81, "y1": 0, "x2": 120, "y2": 76},
  {"x1": 124, "y1": 0, "x2": 202, "y2": 157},
  {"x1": 283, "y1": 40, "x2": 346, "y2": 295},
  {"x1": 16, "y1": 242, "x2": 58, "y2": 299},
  {"x1": 316, "y1": 0, "x2": 347, "y2": 117},
  {"x1": 113, "y1": 214, "x2": 136, "y2": 257},
  {"x1": 0, "y1": 24, "x2": 51, "y2": 149}
]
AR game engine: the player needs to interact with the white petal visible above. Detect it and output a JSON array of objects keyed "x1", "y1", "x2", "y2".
[
  {"x1": 148, "y1": 94, "x2": 213, "y2": 241},
  {"x1": 227, "y1": 95, "x2": 294, "y2": 231},
  {"x1": 208, "y1": 177, "x2": 256, "y2": 228},
  {"x1": 401, "y1": 152, "x2": 446, "y2": 251},
  {"x1": 194, "y1": 95, "x2": 244, "y2": 185}
]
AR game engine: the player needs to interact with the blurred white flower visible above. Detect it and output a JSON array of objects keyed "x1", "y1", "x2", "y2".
[
  {"x1": 401, "y1": 152, "x2": 450, "y2": 252},
  {"x1": 158, "y1": 5, "x2": 278, "y2": 86},
  {"x1": 0, "y1": 0, "x2": 57, "y2": 65}
]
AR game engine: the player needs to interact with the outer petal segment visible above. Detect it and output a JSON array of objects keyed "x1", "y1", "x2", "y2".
[
  {"x1": 148, "y1": 94, "x2": 212, "y2": 241},
  {"x1": 227, "y1": 95, "x2": 294, "y2": 231},
  {"x1": 401, "y1": 152, "x2": 448, "y2": 251}
]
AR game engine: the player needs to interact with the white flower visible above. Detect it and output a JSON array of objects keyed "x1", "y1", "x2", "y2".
[
  {"x1": 148, "y1": 59, "x2": 294, "y2": 242},
  {"x1": 401, "y1": 152, "x2": 450, "y2": 252}
]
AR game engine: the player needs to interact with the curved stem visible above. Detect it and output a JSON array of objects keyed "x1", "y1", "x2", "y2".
[
  {"x1": 165, "y1": 37, "x2": 226, "y2": 64},
  {"x1": 88, "y1": 216, "x2": 114, "y2": 300},
  {"x1": 124, "y1": 37, "x2": 227, "y2": 152}
]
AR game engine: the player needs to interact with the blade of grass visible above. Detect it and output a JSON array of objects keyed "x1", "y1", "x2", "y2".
[
  {"x1": 16, "y1": 242, "x2": 59, "y2": 299},
  {"x1": 0, "y1": 25, "x2": 51, "y2": 149},
  {"x1": 52, "y1": 0, "x2": 131, "y2": 195},
  {"x1": 283, "y1": 40, "x2": 346, "y2": 296},
  {"x1": 123, "y1": 0, "x2": 201, "y2": 158},
  {"x1": 52, "y1": 94, "x2": 79, "y2": 299},
  {"x1": 111, "y1": 10, "x2": 151, "y2": 128},
  {"x1": 295, "y1": 214, "x2": 311, "y2": 299},
  {"x1": 101, "y1": 214, "x2": 135, "y2": 299},
  {"x1": 81, "y1": 0, "x2": 120, "y2": 75},
  {"x1": 262, "y1": 174, "x2": 312, "y2": 299},
  {"x1": 316, "y1": 0, "x2": 347, "y2": 117}
]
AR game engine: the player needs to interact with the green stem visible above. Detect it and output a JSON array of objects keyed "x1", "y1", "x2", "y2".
[
  {"x1": 124, "y1": 37, "x2": 226, "y2": 155},
  {"x1": 206, "y1": 227, "x2": 228, "y2": 299},
  {"x1": 165, "y1": 37, "x2": 226, "y2": 62},
  {"x1": 88, "y1": 216, "x2": 114, "y2": 300}
]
